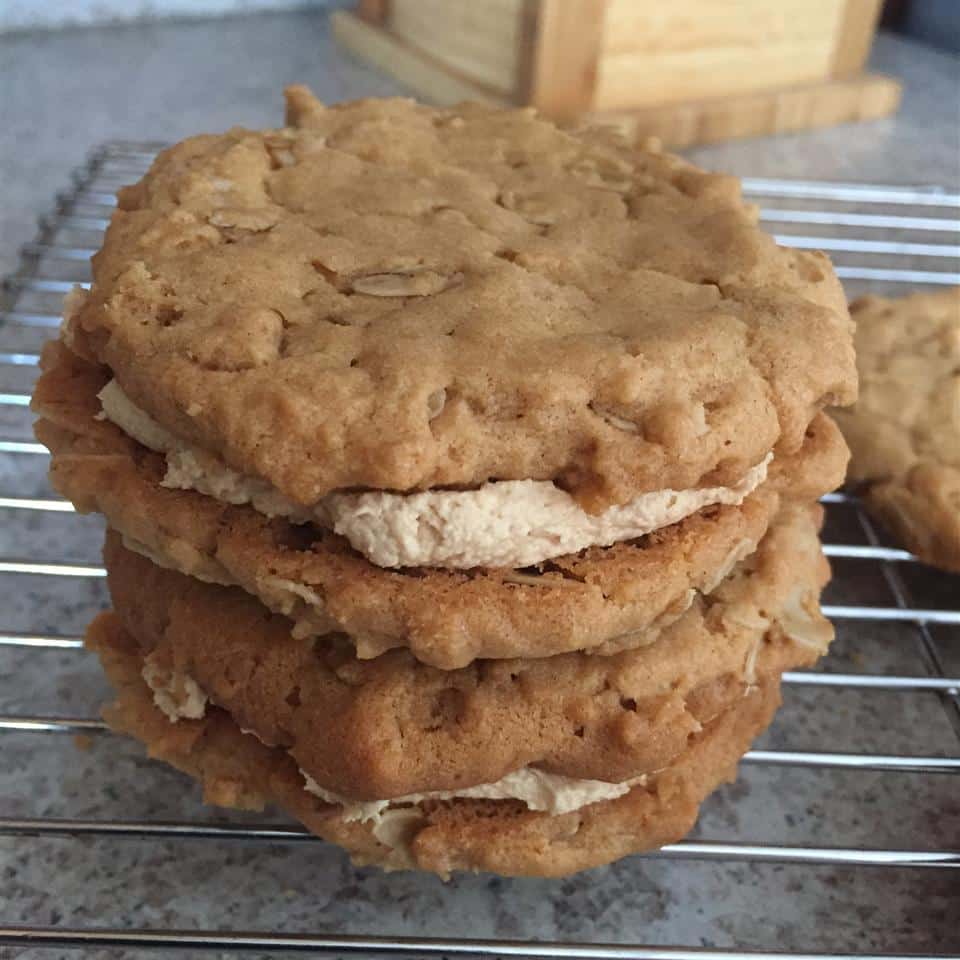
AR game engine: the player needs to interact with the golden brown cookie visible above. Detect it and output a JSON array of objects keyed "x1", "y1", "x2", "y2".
[
  {"x1": 63, "y1": 87, "x2": 855, "y2": 514},
  {"x1": 833, "y1": 288, "x2": 960, "y2": 572},
  {"x1": 101, "y1": 500, "x2": 830, "y2": 800},
  {"x1": 35, "y1": 341, "x2": 847, "y2": 668},
  {"x1": 88, "y1": 609, "x2": 783, "y2": 878}
]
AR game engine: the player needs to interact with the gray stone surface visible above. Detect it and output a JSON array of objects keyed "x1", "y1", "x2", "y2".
[
  {"x1": 1, "y1": 10, "x2": 958, "y2": 957},
  {"x1": 0, "y1": 0, "x2": 334, "y2": 35}
]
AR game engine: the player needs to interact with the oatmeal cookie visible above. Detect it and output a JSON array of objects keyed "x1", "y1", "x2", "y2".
[
  {"x1": 63, "y1": 88, "x2": 854, "y2": 514},
  {"x1": 89, "y1": 610, "x2": 783, "y2": 878},
  {"x1": 833, "y1": 288, "x2": 960, "y2": 572},
  {"x1": 101, "y1": 501, "x2": 830, "y2": 799},
  {"x1": 36, "y1": 342, "x2": 847, "y2": 668}
]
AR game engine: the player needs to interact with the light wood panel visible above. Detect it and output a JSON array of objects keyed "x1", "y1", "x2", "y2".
[
  {"x1": 526, "y1": 0, "x2": 607, "y2": 121},
  {"x1": 596, "y1": 0, "x2": 846, "y2": 109},
  {"x1": 831, "y1": 0, "x2": 885, "y2": 77},
  {"x1": 597, "y1": 73, "x2": 902, "y2": 148},
  {"x1": 331, "y1": 3, "x2": 897, "y2": 146},
  {"x1": 331, "y1": 10, "x2": 510, "y2": 106},
  {"x1": 389, "y1": 0, "x2": 524, "y2": 96}
]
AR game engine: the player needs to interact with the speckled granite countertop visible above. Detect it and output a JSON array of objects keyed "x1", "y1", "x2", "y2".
[{"x1": 1, "y1": 11, "x2": 959, "y2": 957}]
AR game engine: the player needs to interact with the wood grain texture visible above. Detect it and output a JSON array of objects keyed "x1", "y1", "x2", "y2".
[
  {"x1": 331, "y1": 10, "x2": 509, "y2": 106},
  {"x1": 597, "y1": 73, "x2": 901, "y2": 148},
  {"x1": 333, "y1": 5, "x2": 898, "y2": 147},
  {"x1": 596, "y1": 0, "x2": 846, "y2": 109},
  {"x1": 330, "y1": 10, "x2": 509, "y2": 106},
  {"x1": 527, "y1": 0, "x2": 607, "y2": 121},
  {"x1": 389, "y1": 0, "x2": 523, "y2": 96},
  {"x1": 831, "y1": 0, "x2": 884, "y2": 77}
]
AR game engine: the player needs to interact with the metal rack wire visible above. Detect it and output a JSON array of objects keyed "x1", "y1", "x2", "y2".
[{"x1": 0, "y1": 143, "x2": 958, "y2": 957}]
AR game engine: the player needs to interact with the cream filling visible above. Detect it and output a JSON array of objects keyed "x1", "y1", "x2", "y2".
[
  {"x1": 138, "y1": 656, "x2": 642, "y2": 837},
  {"x1": 98, "y1": 380, "x2": 770, "y2": 570},
  {"x1": 141, "y1": 652, "x2": 208, "y2": 723},
  {"x1": 300, "y1": 766, "x2": 647, "y2": 825}
]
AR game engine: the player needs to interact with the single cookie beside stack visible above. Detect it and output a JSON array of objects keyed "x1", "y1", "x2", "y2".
[
  {"x1": 832, "y1": 287, "x2": 960, "y2": 573},
  {"x1": 33, "y1": 87, "x2": 856, "y2": 877}
]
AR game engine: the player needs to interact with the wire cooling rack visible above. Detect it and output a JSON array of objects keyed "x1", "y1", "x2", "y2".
[{"x1": 1, "y1": 143, "x2": 959, "y2": 958}]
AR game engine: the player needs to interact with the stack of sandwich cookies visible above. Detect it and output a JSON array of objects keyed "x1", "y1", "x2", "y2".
[
  {"x1": 33, "y1": 88, "x2": 857, "y2": 877},
  {"x1": 88, "y1": 500, "x2": 831, "y2": 876}
]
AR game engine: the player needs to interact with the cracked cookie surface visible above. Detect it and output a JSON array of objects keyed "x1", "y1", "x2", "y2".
[
  {"x1": 63, "y1": 87, "x2": 855, "y2": 512},
  {"x1": 833, "y1": 288, "x2": 960, "y2": 572}
]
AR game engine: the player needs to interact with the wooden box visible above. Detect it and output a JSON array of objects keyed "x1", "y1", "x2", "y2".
[{"x1": 333, "y1": 0, "x2": 901, "y2": 147}]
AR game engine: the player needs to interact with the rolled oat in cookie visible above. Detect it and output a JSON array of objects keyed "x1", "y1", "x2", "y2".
[
  {"x1": 832, "y1": 287, "x2": 960, "y2": 572},
  {"x1": 101, "y1": 501, "x2": 831, "y2": 801},
  {"x1": 62, "y1": 86, "x2": 855, "y2": 519},
  {"x1": 35, "y1": 341, "x2": 849, "y2": 668},
  {"x1": 87, "y1": 609, "x2": 785, "y2": 878},
  {"x1": 98, "y1": 372, "x2": 774, "y2": 570}
]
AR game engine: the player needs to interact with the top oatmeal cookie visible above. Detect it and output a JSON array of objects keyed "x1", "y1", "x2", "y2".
[{"x1": 64, "y1": 86, "x2": 855, "y2": 511}]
